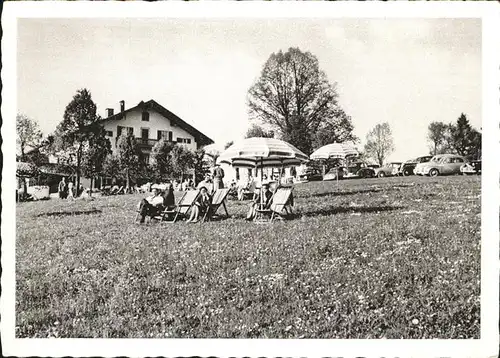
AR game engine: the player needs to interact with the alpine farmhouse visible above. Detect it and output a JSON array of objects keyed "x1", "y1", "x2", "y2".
[{"x1": 102, "y1": 99, "x2": 214, "y2": 164}]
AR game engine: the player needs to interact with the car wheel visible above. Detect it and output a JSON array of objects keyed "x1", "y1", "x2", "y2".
[
  {"x1": 378, "y1": 172, "x2": 385, "y2": 178},
  {"x1": 403, "y1": 169, "x2": 411, "y2": 176},
  {"x1": 429, "y1": 168, "x2": 439, "y2": 177}
]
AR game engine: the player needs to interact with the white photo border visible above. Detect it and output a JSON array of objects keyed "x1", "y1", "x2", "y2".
[{"x1": 2, "y1": 1, "x2": 499, "y2": 357}]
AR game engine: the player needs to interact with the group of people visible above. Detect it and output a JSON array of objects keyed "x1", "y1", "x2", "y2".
[
  {"x1": 137, "y1": 180, "x2": 213, "y2": 224},
  {"x1": 58, "y1": 177, "x2": 83, "y2": 199},
  {"x1": 137, "y1": 166, "x2": 294, "y2": 224},
  {"x1": 137, "y1": 185, "x2": 176, "y2": 223},
  {"x1": 137, "y1": 165, "x2": 226, "y2": 224}
]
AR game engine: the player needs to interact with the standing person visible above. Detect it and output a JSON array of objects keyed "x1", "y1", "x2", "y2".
[
  {"x1": 58, "y1": 177, "x2": 67, "y2": 199},
  {"x1": 213, "y1": 164, "x2": 225, "y2": 190},
  {"x1": 67, "y1": 180, "x2": 74, "y2": 200}
]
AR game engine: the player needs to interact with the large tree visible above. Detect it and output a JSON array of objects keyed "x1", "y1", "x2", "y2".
[
  {"x1": 193, "y1": 149, "x2": 208, "y2": 185},
  {"x1": 248, "y1": 47, "x2": 353, "y2": 155},
  {"x1": 170, "y1": 145, "x2": 195, "y2": 181},
  {"x1": 312, "y1": 107, "x2": 358, "y2": 149},
  {"x1": 427, "y1": 121, "x2": 451, "y2": 156},
  {"x1": 245, "y1": 124, "x2": 274, "y2": 139},
  {"x1": 151, "y1": 139, "x2": 175, "y2": 180},
  {"x1": 16, "y1": 113, "x2": 42, "y2": 161},
  {"x1": 102, "y1": 154, "x2": 122, "y2": 184},
  {"x1": 81, "y1": 124, "x2": 111, "y2": 193},
  {"x1": 55, "y1": 89, "x2": 101, "y2": 190},
  {"x1": 364, "y1": 122, "x2": 395, "y2": 166},
  {"x1": 450, "y1": 113, "x2": 481, "y2": 159},
  {"x1": 116, "y1": 134, "x2": 142, "y2": 188}
]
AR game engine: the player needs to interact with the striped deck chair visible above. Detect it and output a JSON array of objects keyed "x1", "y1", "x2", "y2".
[
  {"x1": 150, "y1": 191, "x2": 187, "y2": 223},
  {"x1": 255, "y1": 186, "x2": 294, "y2": 223},
  {"x1": 171, "y1": 189, "x2": 200, "y2": 223},
  {"x1": 202, "y1": 188, "x2": 230, "y2": 222}
]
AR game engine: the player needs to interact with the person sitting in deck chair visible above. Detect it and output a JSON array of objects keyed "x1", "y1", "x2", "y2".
[
  {"x1": 186, "y1": 186, "x2": 211, "y2": 223},
  {"x1": 245, "y1": 183, "x2": 273, "y2": 221},
  {"x1": 162, "y1": 185, "x2": 176, "y2": 210},
  {"x1": 197, "y1": 174, "x2": 214, "y2": 195},
  {"x1": 280, "y1": 187, "x2": 295, "y2": 217},
  {"x1": 137, "y1": 187, "x2": 165, "y2": 223}
]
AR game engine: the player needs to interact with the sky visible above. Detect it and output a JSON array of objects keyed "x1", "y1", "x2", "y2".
[{"x1": 17, "y1": 18, "x2": 481, "y2": 162}]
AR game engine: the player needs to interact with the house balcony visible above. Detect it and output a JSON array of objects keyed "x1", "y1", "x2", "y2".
[{"x1": 136, "y1": 138, "x2": 158, "y2": 148}]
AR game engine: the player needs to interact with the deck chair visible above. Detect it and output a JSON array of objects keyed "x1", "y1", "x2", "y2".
[
  {"x1": 149, "y1": 191, "x2": 188, "y2": 223},
  {"x1": 255, "y1": 187, "x2": 294, "y2": 223},
  {"x1": 202, "y1": 188, "x2": 230, "y2": 222},
  {"x1": 239, "y1": 181, "x2": 258, "y2": 201},
  {"x1": 170, "y1": 190, "x2": 200, "y2": 223}
]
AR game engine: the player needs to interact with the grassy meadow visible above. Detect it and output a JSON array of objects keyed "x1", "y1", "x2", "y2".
[{"x1": 16, "y1": 175, "x2": 481, "y2": 338}]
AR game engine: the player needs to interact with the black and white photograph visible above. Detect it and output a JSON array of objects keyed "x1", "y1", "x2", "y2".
[{"x1": 1, "y1": 2, "x2": 499, "y2": 357}]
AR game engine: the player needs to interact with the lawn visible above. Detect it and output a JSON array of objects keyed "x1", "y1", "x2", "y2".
[{"x1": 16, "y1": 175, "x2": 481, "y2": 338}]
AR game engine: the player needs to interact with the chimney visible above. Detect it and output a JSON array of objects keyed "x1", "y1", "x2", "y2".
[
  {"x1": 106, "y1": 108, "x2": 114, "y2": 117},
  {"x1": 119, "y1": 100, "x2": 125, "y2": 112}
]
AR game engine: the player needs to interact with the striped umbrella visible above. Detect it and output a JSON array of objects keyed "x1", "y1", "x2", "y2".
[
  {"x1": 310, "y1": 142, "x2": 358, "y2": 188},
  {"x1": 217, "y1": 137, "x2": 308, "y2": 170},
  {"x1": 217, "y1": 137, "x2": 308, "y2": 191},
  {"x1": 217, "y1": 137, "x2": 308, "y2": 205},
  {"x1": 16, "y1": 161, "x2": 40, "y2": 178},
  {"x1": 310, "y1": 142, "x2": 358, "y2": 160}
]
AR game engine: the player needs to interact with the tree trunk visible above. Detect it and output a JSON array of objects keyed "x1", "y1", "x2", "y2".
[
  {"x1": 23, "y1": 178, "x2": 28, "y2": 201},
  {"x1": 89, "y1": 177, "x2": 93, "y2": 197},
  {"x1": 126, "y1": 169, "x2": 130, "y2": 189},
  {"x1": 76, "y1": 144, "x2": 82, "y2": 195}
]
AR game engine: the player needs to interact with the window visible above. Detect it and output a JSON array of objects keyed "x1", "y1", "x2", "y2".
[
  {"x1": 187, "y1": 138, "x2": 191, "y2": 144},
  {"x1": 176, "y1": 137, "x2": 192, "y2": 144},
  {"x1": 177, "y1": 138, "x2": 183, "y2": 143},
  {"x1": 142, "y1": 111, "x2": 150, "y2": 121},
  {"x1": 118, "y1": 126, "x2": 133, "y2": 137},
  {"x1": 454, "y1": 157, "x2": 464, "y2": 163},
  {"x1": 236, "y1": 168, "x2": 240, "y2": 180},
  {"x1": 141, "y1": 128, "x2": 149, "y2": 139},
  {"x1": 105, "y1": 130, "x2": 113, "y2": 137},
  {"x1": 141, "y1": 154, "x2": 150, "y2": 165},
  {"x1": 157, "y1": 130, "x2": 173, "y2": 141}
]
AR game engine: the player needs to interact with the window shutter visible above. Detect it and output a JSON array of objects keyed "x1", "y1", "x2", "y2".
[
  {"x1": 157, "y1": 130, "x2": 161, "y2": 140},
  {"x1": 169, "y1": 131, "x2": 173, "y2": 141}
]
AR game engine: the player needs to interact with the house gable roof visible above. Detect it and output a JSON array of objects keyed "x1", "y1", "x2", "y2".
[{"x1": 101, "y1": 99, "x2": 214, "y2": 146}]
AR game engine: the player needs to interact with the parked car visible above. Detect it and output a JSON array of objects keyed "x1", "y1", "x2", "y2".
[
  {"x1": 344, "y1": 162, "x2": 377, "y2": 178},
  {"x1": 323, "y1": 167, "x2": 345, "y2": 181},
  {"x1": 460, "y1": 160, "x2": 482, "y2": 175},
  {"x1": 419, "y1": 154, "x2": 466, "y2": 176},
  {"x1": 414, "y1": 155, "x2": 445, "y2": 175},
  {"x1": 297, "y1": 167, "x2": 323, "y2": 182},
  {"x1": 399, "y1": 156, "x2": 433, "y2": 176},
  {"x1": 375, "y1": 162, "x2": 402, "y2": 178}
]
